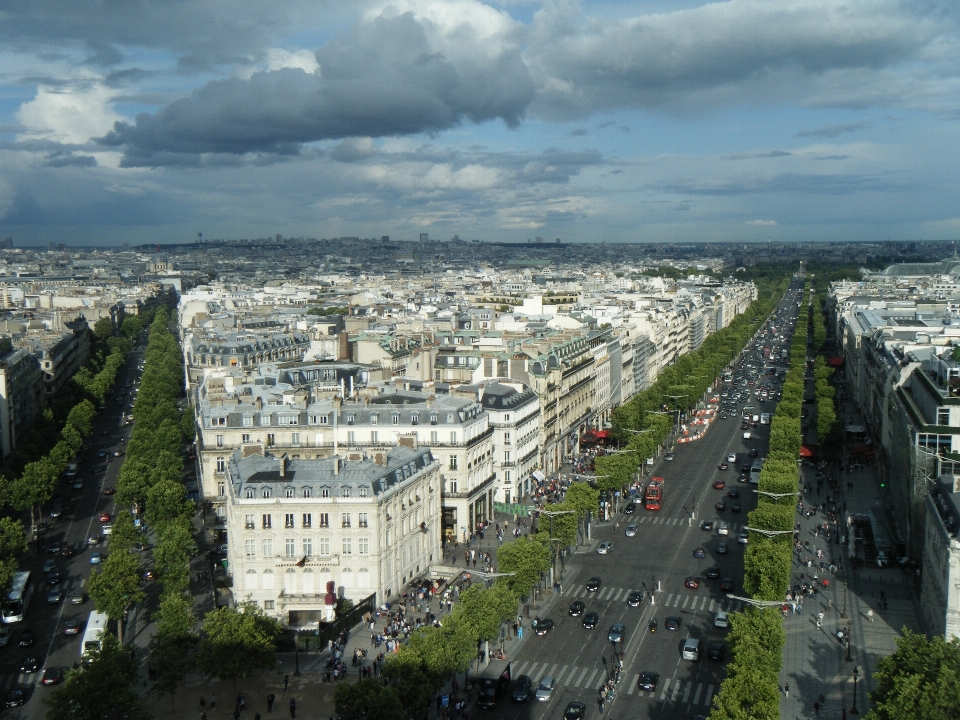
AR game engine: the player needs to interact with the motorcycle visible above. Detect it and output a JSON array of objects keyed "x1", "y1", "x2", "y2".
[{"x1": 648, "y1": 619, "x2": 657, "y2": 633}]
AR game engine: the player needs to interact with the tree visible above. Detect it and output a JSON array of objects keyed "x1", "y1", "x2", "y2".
[
  {"x1": 93, "y1": 316, "x2": 114, "y2": 341},
  {"x1": 564, "y1": 482, "x2": 599, "y2": 544},
  {"x1": 334, "y1": 678, "x2": 406, "y2": 720},
  {"x1": 400, "y1": 618, "x2": 475, "y2": 685},
  {"x1": 146, "y1": 479, "x2": 193, "y2": 531},
  {"x1": 866, "y1": 630, "x2": 960, "y2": 720},
  {"x1": 121, "y1": 315, "x2": 143, "y2": 339},
  {"x1": 43, "y1": 633, "x2": 149, "y2": 720},
  {"x1": 87, "y1": 551, "x2": 144, "y2": 643},
  {"x1": 0, "y1": 518, "x2": 26, "y2": 592},
  {"x1": 494, "y1": 536, "x2": 551, "y2": 599},
  {"x1": 196, "y1": 602, "x2": 281, "y2": 687},
  {"x1": 150, "y1": 591, "x2": 198, "y2": 711},
  {"x1": 452, "y1": 584, "x2": 516, "y2": 645},
  {"x1": 380, "y1": 659, "x2": 435, "y2": 719}
]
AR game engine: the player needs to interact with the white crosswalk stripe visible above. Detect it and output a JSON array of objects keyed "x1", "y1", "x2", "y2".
[
  {"x1": 670, "y1": 518, "x2": 678, "y2": 525},
  {"x1": 673, "y1": 594, "x2": 681, "y2": 607},
  {"x1": 692, "y1": 683, "x2": 703, "y2": 704},
  {"x1": 659, "y1": 678, "x2": 671, "y2": 700},
  {"x1": 595, "y1": 673, "x2": 607, "y2": 689},
  {"x1": 682, "y1": 595, "x2": 690, "y2": 609},
  {"x1": 547, "y1": 663, "x2": 559, "y2": 679},
  {"x1": 627, "y1": 674, "x2": 640, "y2": 694},
  {"x1": 515, "y1": 661, "x2": 529, "y2": 676},
  {"x1": 700, "y1": 596, "x2": 708, "y2": 610},
  {"x1": 585, "y1": 669, "x2": 600, "y2": 689},
  {"x1": 671, "y1": 679, "x2": 682, "y2": 702},
  {"x1": 575, "y1": 668, "x2": 589, "y2": 687},
  {"x1": 705, "y1": 684, "x2": 715, "y2": 707},
  {"x1": 612, "y1": 588, "x2": 623, "y2": 601},
  {"x1": 665, "y1": 593, "x2": 674, "y2": 606},
  {"x1": 681, "y1": 681, "x2": 692, "y2": 703},
  {"x1": 709, "y1": 599, "x2": 717, "y2": 612},
  {"x1": 562, "y1": 665, "x2": 579, "y2": 685}
]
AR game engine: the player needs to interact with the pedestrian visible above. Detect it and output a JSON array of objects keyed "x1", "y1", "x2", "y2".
[
  {"x1": 814, "y1": 700, "x2": 820, "y2": 715},
  {"x1": 289, "y1": 697, "x2": 296, "y2": 719},
  {"x1": 200, "y1": 697, "x2": 207, "y2": 711},
  {"x1": 867, "y1": 608, "x2": 874, "y2": 622},
  {"x1": 267, "y1": 693, "x2": 275, "y2": 712},
  {"x1": 234, "y1": 710, "x2": 241, "y2": 720},
  {"x1": 255, "y1": 714, "x2": 261, "y2": 720},
  {"x1": 201, "y1": 713, "x2": 207, "y2": 720},
  {"x1": 238, "y1": 695, "x2": 246, "y2": 711},
  {"x1": 784, "y1": 683, "x2": 789, "y2": 698},
  {"x1": 211, "y1": 695, "x2": 217, "y2": 710}
]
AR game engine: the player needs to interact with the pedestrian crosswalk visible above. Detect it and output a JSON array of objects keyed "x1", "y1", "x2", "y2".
[
  {"x1": 564, "y1": 585, "x2": 743, "y2": 613},
  {"x1": 626, "y1": 516, "x2": 746, "y2": 530},
  {"x1": 511, "y1": 660, "x2": 716, "y2": 707}
]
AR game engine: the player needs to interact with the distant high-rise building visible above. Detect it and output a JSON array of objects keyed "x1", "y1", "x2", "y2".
[
  {"x1": 0, "y1": 238, "x2": 12, "y2": 250},
  {"x1": 381, "y1": 236, "x2": 390, "y2": 242},
  {"x1": 276, "y1": 234, "x2": 283, "y2": 242},
  {"x1": 420, "y1": 233, "x2": 429, "y2": 243},
  {"x1": 556, "y1": 238, "x2": 561, "y2": 244}
]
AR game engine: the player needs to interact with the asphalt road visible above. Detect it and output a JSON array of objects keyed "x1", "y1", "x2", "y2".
[
  {"x1": 487, "y1": 284, "x2": 803, "y2": 720},
  {"x1": 0, "y1": 340, "x2": 146, "y2": 718}
]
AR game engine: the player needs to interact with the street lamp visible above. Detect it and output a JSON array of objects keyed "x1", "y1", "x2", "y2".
[
  {"x1": 294, "y1": 627, "x2": 301, "y2": 677},
  {"x1": 845, "y1": 626, "x2": 853, "y2": 662},
  {"x1": 850, "y1": 666, "x2": 860, "y2": 714},
  {"x1": 742, "y1": 526, "x2": 797, "y2": 538}
]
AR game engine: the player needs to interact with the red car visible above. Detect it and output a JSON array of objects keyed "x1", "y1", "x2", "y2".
[
  {"x1": 713, "y1": 480, "x2": 726, "y2": 490},
  {"x1": 102, "y1": 487, "x2": 115, "y2": 496},
  {"x1": 98, "y1": 513, "x2": 111, "y2": 523},
  {"x1": 715, "y1": 500, "x2": 727, "y2": 511},
  {"x1": 684, "y1": 576, "x2": 700, "y2": 589}
]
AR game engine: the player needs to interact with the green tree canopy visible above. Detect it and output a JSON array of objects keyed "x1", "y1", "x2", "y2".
[
  {"x1": 334, "y1": 678, "x2": 406, "y2": 720},
  {"x1": 494, "y1": 536, "x2": 551, "y2": 599},
  {"x1": 867, "y1": 630, "x2": 960, "y2": 720},
  {"x1": 196, "y1": 602, "x2": 281, "y2": 686},
  {"x1": 87, "y1": 550, "x2": 145, "y2": 643}
]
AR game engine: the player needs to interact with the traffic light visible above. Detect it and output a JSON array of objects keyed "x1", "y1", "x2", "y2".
[{"x1": 879, "y1": 480, "x2": 887, "y2": 489}]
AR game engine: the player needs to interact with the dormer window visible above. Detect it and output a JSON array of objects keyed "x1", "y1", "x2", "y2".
[
  {"x1": 371, "y1": 414, "x2": 378, "y2": 425},
  {"x1": 246, "y1": 488, "x2": 255, "y2": 499},
  {"x1": 303, "y1": 487, "x2": 311, "y2": 498},
  {"x1": 342, "y1": 487, "x2": 351, "y2": 498},
  {"x1": 411, "y1": 414, "x2": 419, "y2": 425},
  {"x1": 212, "y1": 417, "x2": 227, "y2": 426},
  {"x1": 321, "y1": 488, "x2": 329, "y2": 498},
  {"x1": 392, "y1": 414, "x2": 399, "y2": 425},
  {"x1": 262, "y1": 489, "x2": 272, "y2": 499},
  {"x1": 285, "y1": 488, "x2": 295, "y2": 498},
  {"x1": 430, "y1": 414, "x2": 438, "y2": 424},
  {"x1": 347, "y1": 415, "x2": 355, "y2": 425}
]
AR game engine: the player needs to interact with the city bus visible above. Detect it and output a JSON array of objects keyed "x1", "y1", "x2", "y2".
[
  {"x1": 1, "y1": 572, "x2": 32, "y2": 624},
  {"x1": 81, "y1": 611, "x2": 109, "y2": 659}
]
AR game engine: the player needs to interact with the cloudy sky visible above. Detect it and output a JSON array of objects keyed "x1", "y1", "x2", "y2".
[{"x1": 1, "y1": 0, "x2": 959, "y2": 245}]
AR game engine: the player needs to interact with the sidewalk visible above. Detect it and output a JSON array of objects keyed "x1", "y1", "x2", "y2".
[{"x1": 779, "y1": 405, "x2": 923, "y2": 718}]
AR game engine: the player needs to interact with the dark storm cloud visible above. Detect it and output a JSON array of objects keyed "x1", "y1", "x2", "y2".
[
  {"x1": 43, "y1": 153, "x2": 97, "y2": 167},
  {"x1": 104, "y1": 68, "x2": 156, "y2": 88},
  {"x1": 99, "y1": 11, "x2": 535, "y2": 166},
  {"x1": 328, "y1": 138, "x2": 377, "y2": 163},
  {"x1": 796, "y1": 121, "x2": 871, "y2": 138}
]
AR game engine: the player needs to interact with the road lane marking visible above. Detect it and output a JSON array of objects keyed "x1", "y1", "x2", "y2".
[
  {"x1": 705, "y1": 684, "x2": 715, "y2": 706},
  {"x1": 671, "y1": 680, "x2": 682, "y2": 701},
  {"x1": 659, "y1": 678, "x2": 671, "y2": 699},
  {"x1": 575, "y1": 668, "x2": 588, "y2": 687},
  {"x1": 693, "y1": 683, "x2": 702, "y2": 704},
  {"x1": 627, "y1": 674, "x2": 639, "y2": 694},
  {"x1": 665, "y1": 593, "x2": 674, "y2": 606},
  {"x1": 681, "y1": 681, "x2": 692, "y2": 703},
  {"x1": 700, "y1": 597, "x2": 708, "y2": 610},
  {"x1": 709, "y1": 600, "x2": 716, "y2": 612},
  {"x1": 585, "y1": 669, "x2": 599, "y2": 689},
  {"x1": 612, "y1": 589, "x2": 623, "y2": 601},
  {"x1": 562, "y1": 665, "x2": 579, "y2": 684},
  {"x1": 527, "y1": 662, "x2": 540, "y2": 679},
  {"x1": 548, "y1": 663, "x2": 559, "y2": 679},
  {"x1": 682, "y1": 595, "x2": 690, "y2": 609}
]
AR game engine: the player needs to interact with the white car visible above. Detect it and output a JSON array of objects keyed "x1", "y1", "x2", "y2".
[
  {"x1": 726, "y1": 453, "x2": 737, "y2": 463},
  {"x1": 597, "y1": 541, "x2": 614, "y2": 555},
  {"x1": 536, "y1": 676, "x2": 555, "y2": 702},
  {"x1": 624, "y1": 525, "x2": 638, "y2": 538},
  {"x1": 717, "y1": 522, "x2": 730, "y2": 536},
  {"x1": 737, "y1": 531, "x2": 750, "y2": 544}
]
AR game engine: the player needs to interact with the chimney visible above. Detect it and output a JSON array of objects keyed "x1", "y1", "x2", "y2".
[
  {"x1": 477, "y1": 384, "x2": 485, "y2": 402},
  {"x1": 241, "y1": 443, "x2": 264, "y2": 458},
  {"x1": 279, "y1": 455, "x2": 287, "y2": 477},
  {"x1": 256, "y1": 396, "x2": 263, "y2": 410},
  {"x1": 397, "y1": 433, "x2": 418, "y2": 450},
  {"x1": 333, "y1": 456, "x2": 340, "y2": 476}
]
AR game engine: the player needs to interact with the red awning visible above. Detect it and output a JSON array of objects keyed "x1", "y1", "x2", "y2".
[
  {"x1": 594, "y1": 430, "x2": 610, "y2": 439},
  {"x1": 800, "y1": 445, "x2": 816, "y2": 458},
  {"x1": 828, "y1": 357, "x2": 844, "y2": 367}
]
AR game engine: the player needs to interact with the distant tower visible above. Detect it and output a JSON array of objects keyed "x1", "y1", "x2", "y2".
[{"x1": 197, "y1": 231, "x2": 203, "y2": 244}]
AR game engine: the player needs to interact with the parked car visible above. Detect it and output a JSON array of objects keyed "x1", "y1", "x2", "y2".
[{"x1": 5, "y1": 687, "x2": 28, "y2": 707}]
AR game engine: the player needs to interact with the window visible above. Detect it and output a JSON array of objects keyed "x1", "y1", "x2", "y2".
[
  {"x1": 450, "y1": 431, "x2": 458, "y2": 443},
  {"x1": 430, "y1": 414, "x2": 438, "y2": 424},
  {"x1": 319, "y1": 537, "x2": 330, "y2": 556},
  {"x1": 370, "y1": 414, "x2": 378, "y2": 425},
  {"x1": 504, "y1": 451, "x2": 511, "y2": 463},
  {"x1": 318, "y1": 513, "x2": 329, "y2": 528},
  {"x1": 504, "y1": 414, "x2": 510, "y2": 421},
  {"x1": 430, "y1": 431, "x2": 438, "y2": 443},
  {"x1": 285, "y1": 489, "x2": 294, "y2": 499},
  {"x1": 370, "y1": 430, "x2": 378, "y2": 443},
  {"x1": 504, "y1": 470, "x2": 511, "y2": 483},
  {"x1": 262, "y1": 538, "x2": 273, "y2": 557},
  {"x1": 264, "y1": 600, "x2": 275, "y2": 610},
  {"x1": 448, "y1": 479, "x2": 458, "y2": 493},
  {"x1": 218, "y1": 481, "x2": 225, "y2": 497},
  {"x1": 262, "y1": 488, "x2": 271, "y2": 499},
  {"x1": 302, "y1": 513, "x2": 312, "y2": 528},
  {"x1": 358, "y1": 513, "x2": 368, "y2": 528},
  {"x1": 347, "y1": 414, "x2": 355, "y2": 425},
  {"x1": 504, "y1": 432, "x2": 511, "y2": 445},
  {"x1": 285, "y1": 513, "x2": 295, "y2": 529},
  {"x1": 449, "y1": 456, "x2": 458, "y2": 470},
  {"x1": 347, "y1": 431, "x2": 355, "y2": 443},
  {"x1": 302, "y1": 537, "x2": 313, "y2": 557},
  {"x1": 216, "y1": 457, "x2": 225, "y2": 472},
  {"x1": 243, "y1": 416, "x2": 253, "y2": 427},
  {"x1": 359, "y1": 487, "x2": 368, "y2": 498},
  {"x1": 266, "y1": 433, "x2": 275, "y2": 445},
  {"x1": 216, "y1": 434, "x2": 224, "y2": 448},
  {"x1": 244, "y1": 569, "x2": 257, "y2": 590},
  {"x1": 342, "y1": 537, "x2": 352, "y2": 555},
  {"x1": 392, "y1": 414, "x2": 399, "y2": 425},
  {"x1": 285, "y1": 538, "x2": 296, "y2": 557},
  {"x1": 341, "y1": 513, "x2": 351, "y2": 528},
  {"x1": 245, "y1": 514, "x2": 255, "y2": 529},
  {"x1": 212, "y1": 417, "x2": 226, "y2": 426},
  {"x1": 303, "y1": 488, "x2": 311, "y2": 498},
  {"x1": 411, "y1": 414, "x2": 419, "y2": 425},
  {"x1": 291, "y1": 432, "x2": 300, "y2": 446},
  {"x1": 246, "y1": 488, "x2": 255, "y2": 499},
  {"x1": 245, "y1": 539, "x2": 256, "y2": 557},
  {"x1": 358, "y1": 537, "x2": 369, "y2": 555},
  {"x1": 385, "y1": 529, "x2": 392, "y2": 546},
  {"x1": 321, "y1": 488, "x2": 329, "y2": 498},
  {"x1": 242, "y1": 433, "x2": 250, "y2": 443},
  {"x1": 938, "y1": 408, "x2": 951, "y2": 426},
  {"x1": 317, "y1": 415, "x2": 328, "y2": 425},
  {"x1": 342, "y1": 487, "x2": 351, "y2": 498},
  {"x1": 262, "y1": 514, "x2": 272, "y2": 529}
]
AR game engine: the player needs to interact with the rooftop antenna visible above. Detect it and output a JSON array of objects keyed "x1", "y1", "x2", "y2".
[{"x1": 198, "y1": 231, "x2": 203, "y2": 244}]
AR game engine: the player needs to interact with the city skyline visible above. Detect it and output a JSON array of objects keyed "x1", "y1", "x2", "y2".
[{"x1": 2, "y1": 0, "x2": 959, "y2": 245}]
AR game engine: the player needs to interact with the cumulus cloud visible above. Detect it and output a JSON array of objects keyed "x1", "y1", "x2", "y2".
[
  {"x1": 99, "y1": 7, "x2": 534, "y2": 166},
  {"x1": 329, "y1": 137, "x2": 378, "y2": 163},
  {"x1": 18, "y1": 80, "x2": 124, "y2": 145}
]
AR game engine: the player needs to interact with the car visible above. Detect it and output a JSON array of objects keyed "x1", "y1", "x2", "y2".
[
  {"x1": 532, "y1": 618, "x2": 554, "y2": 636},
  {"x1": 563, "y1": 702, "x2": 587, "y2": 720},
  {"x1": 713, "y1": 479, "x2": 726, "y2": 490},
  {"x1": 738, "y1": 531, "x2": 749, "y2": 544},
  {"x1": 706, "y1": 565, "x2": 721, "y2": 579},
  {"x1": 749, "y1": 448, "x2": 759, "y2": 457},
  {"x1": 90, "y1": 552, "x2": 102, "y2": 564},
  {"x1": 133, "y1": 541, "x2": 150, "y2": 552},
  {"x1": 586, "y1": 577, "x2": 601, "y2": 592},
  {"x1": 113, "y1": 450, "x2": 124, "y2": 457},
  {"x1": 212, "y1": 544, "x2": 229, "y2": 556},
  {"x1": 743, "y1": 432, "x2": 752, "y2": 439},
  {"x1": 624, "y1": 524, "x2": 638, "y2": 537},
  {"x1": 715, "y1": 500, "x2": 727, "y2": 511},
  {"x1": 684, "y1": 576, "x2": 700, "y2": 589},
  {"x1": 512, "y1": 675, "x2": 533, "y2": 702},
  {"x1": 731, "y1": 503, "x2": 742, "y2": 513},
  {"x1": 638, "y1": 672, "x2": 660, "y2": 692},
  {"x1": 97, "y1": 448, "x2": 107, "y2": 457},
  {"x1": 665, "y1": 616, "x2": 681, "y2": 631},
  {"x1": 717, "y1": 522, "x2": 730, "y2": 536},
  {"x1": 143, "y1": 569, "x2": 157, "y2": 581},
  {"x1": 49, "y1": 504, "x2": 62, "y2": 519},
  {"x1": 18, "y1": 629, "x2": 35, "y2": 647},
  {"x1": 717, "y1": 541, "x2": 729, "y2": 554},
  {"x1": 20, "y1": 656, "x2": 39, "y2": 674},
  {"x1": 102, "y1": 487, "x2": 115, "y2": 495},
  {"x1": 46, "y1": 567, "x2": 61, "y2": 584},
  {"x1": 568, "y1": 601, "x2": 585, "y2": 617},
  {"x1": 60, "y1": 544, "x2": 75, "y2": 558},
  {"x1": 741, "y1": 422, "x2": 749, "y2": 430},
  {"x1": 720, "y1": 577, "x2": 734, "y2": 592},
  {"x1": 98, "y1": 512, "x2": 111, "y2": 523},
  {"x1": 627, "y1": 590, "x2": 644, "y2": 607},
  {"x1": 664, "y1": 452, "x2": 674, "y2": 461},
  {"x1": 623, "y1": 502, "x2": 636, "y2": 514},
  {"x1": 726, "y1": 453, "x2": 737, "y2": 463},
  {"x1": 43, "y1": 558, "x2": 57, "y2": 573},
  {"x1": 717, "y1": 463, "x2": 728, "y2": 471},
  {"x1": 70, "y1": 591, "x2": 87, "y2": 605},
  {"x1": 535, "y1": 676, "x2": 555, "y2": 702},
  {"x1": 582, "y1": 612, "x2": 599, "y2": 629},
  {"x1": 42, "y1": 666, "x2": 65, "y2": 685},
  {"x1": 693, "y1": 548, "x2": 706, "y2": 559},
  {"x1": 5, "y1": 687, "x2": 28, "y2": 707},
  {"x1": 714, "y1": 610, "x2": 729, "y2": 628},
  {"x1": 597, "y1": 541, "x2": 613, "y2": 555},
  {"x1": 47, "y1": 587, "x2": 63, "y2": 604},
  {"x1": 46, "y1": 540, "x2": 62, "y2": 554},
  {"x1": 728, "y1": 487, "x2": 740, "y2": 498},
  {"x1": 607, "y1": 623, "x2": 626, "y2": 643},
  {"x1": 64, "y1": 619, "x2": 83, "y2": 635},
  {"x1": 0, "y1": 626, "x2": 9, "y2": 647},
  {"x1": 700, "y1": 520, "x2": 714, "y2": 531},
  {"x1": 708, "y1": 642, "x2": 726, "y2": 661},
  {"x1": 101, "y1": 524, "x2": 113, "y2": 535}
]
